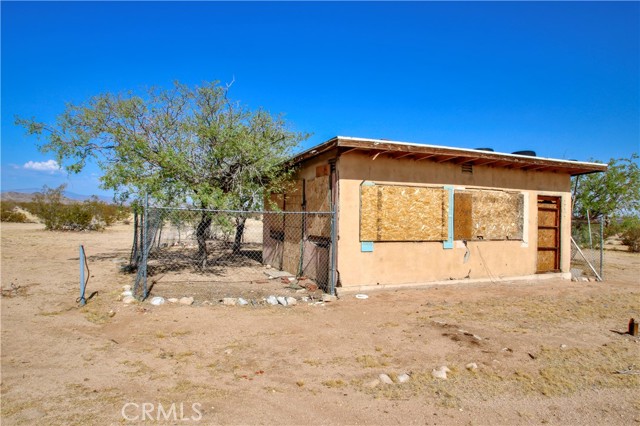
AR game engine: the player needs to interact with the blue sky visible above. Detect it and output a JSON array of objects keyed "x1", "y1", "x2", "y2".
[{"x1": 2, "y1": 1, "x2": 639, "y2": 199}]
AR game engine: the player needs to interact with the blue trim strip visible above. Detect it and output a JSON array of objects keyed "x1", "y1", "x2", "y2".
[
  {"x1": 443, "y1": 186, "x2": 454, "y2": 249},
  {"x1": 361, "y1": 241, "x2": 374, "y2": 252}
]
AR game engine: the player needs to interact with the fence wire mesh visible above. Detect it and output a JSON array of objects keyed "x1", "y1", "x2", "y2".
[
  {"x1": 133, "y1": 206, "x2": 335, "y2": 300},
  {"x1": 570, "y1": 218, "x2": 604, "y2": 281}
]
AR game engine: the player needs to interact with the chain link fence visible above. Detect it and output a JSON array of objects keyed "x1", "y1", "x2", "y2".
[
  {"x1": 570, "y1": 218, "x2": 604, "y2": 281},
  {"x1": 133, "y1": 205, "x2": 336, "y2": 300}
]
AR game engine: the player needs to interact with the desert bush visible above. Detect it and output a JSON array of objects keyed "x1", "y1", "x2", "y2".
[
  {"x1": 620, "y1": 217, "x2": 640, "y2": 252},
  {"x1": 0, "y1": 201, "x2": 29, "y2": 223},
  {"x1": 31, "y1": 184, "x2": 127, "y2": 231}
]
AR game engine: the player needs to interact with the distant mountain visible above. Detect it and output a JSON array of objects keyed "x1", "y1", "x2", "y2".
[{"x1": 1, "y1": 190, "x2": 114, "y2": 204}]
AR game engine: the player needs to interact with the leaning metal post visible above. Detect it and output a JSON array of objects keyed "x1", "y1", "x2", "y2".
[
  {"x1": 78, "y1": 245, "x2": 86, "y2": 306},
  {"x1": 600, "y1": 220, "x2": 604, "y2": 280}
]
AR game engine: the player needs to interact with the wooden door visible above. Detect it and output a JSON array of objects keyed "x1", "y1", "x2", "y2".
[{"x1": 537, "y1": 196, "x2": 560, "y2": 273}]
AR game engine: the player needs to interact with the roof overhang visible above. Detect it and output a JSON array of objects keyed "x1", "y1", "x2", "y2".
[{"x1": 290, "y1": 136, "x2": 607, "y2": 176}]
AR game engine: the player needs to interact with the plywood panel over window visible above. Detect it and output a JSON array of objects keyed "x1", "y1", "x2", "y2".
[
  {"x1": 455, "y1": 190, "x2": 524, "y2": 241},
  {"x1": 360, "y1": 184, "x2": 448, "y2": 241}
]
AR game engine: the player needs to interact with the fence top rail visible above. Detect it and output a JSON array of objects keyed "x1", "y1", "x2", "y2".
[{"x1": 149, "y1": 206, "x2": 334, "y2": 215}]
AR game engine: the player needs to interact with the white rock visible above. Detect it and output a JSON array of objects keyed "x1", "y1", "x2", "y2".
[
  {"x1": 432, "y1": 366, "x2": 450, "y2": 380},
  {"x1": 265, "y1": 264, "x2": 272, "y2": 269},
  {"x1": 237, "y1": 298, "x2": 249, "y2": 306},
  {"x1": 179, "y1": 296, "x2": 194, "y2": 305},
  {"x1": 121, "y1": 290, "x2": 133, "y2": 297},
  {"x1": 466, "y1": 363, "x2": 478, "y2": 371},
  {"x1": 560, "y1": 344, "x2": 568, "y2": 349},
  {"x1": 285, "y1": 297, "x2": 297, "y2": 306},
  {"x1": 397, "y1": 373, "x2": 411, "y2": 383},
  {"x1": 277, "y1": 296, "x2": 288, "y2": 306},
  {"x1": 378, "y1": 373, "x2": 394, "y2": 385},
  {"x1": 167, "y1": 298, "x2": 178, "y2": 303},
  {"x1": 122, "y1": 285, "x2": 132, "y2": 292},
  {"x1": 322, "y1": 294, "x2": 338, "y2": 302},
  {"x1": 150, "y1": 296, "x2": 165, "y2": 306},
  {"x1": 122, "y1": 295, "x2": 136, "y2": 304},
  {"x1": 222, "y1": 297, "x2": 237, "y2": 306},
  {"x1": 265, "y1": 295, "x2": 278, "y2": 305}
]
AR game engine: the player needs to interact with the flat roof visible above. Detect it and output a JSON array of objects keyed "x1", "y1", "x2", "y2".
[{"x1": 290, "y1": 136, "x2": 607, "y2": 176}]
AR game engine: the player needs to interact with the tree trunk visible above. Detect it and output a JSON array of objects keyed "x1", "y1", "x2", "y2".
[
  {"x1": 196, "y1": 212, "x2": 212, "y2": 268},
  {"x1": 232, "y1": 216, "x2": 247, "y2": 254}
]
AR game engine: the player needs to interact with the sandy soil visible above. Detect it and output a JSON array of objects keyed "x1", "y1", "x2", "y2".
[{"x1": 1, "y1": 222, "x2": 639, "y2": 425}]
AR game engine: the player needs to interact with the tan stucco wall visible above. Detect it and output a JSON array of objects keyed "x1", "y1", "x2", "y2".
[{"x1": 335, "y1": 152, "x2": 572, "y2": 287}]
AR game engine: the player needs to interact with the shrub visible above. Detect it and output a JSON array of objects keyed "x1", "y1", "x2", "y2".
[
  {"x1": 0, "y1": 202, "x2": 29, "y2": 223},
  {"x1": 621, "y1": 223, "x2": 640, "y2": 253}
]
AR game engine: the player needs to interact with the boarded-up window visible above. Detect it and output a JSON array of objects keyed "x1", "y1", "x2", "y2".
[
  {"x1": 360, "y1": 184, "x2": 449, "y2": 241},
  {"x1": 455, "y1": 190, "x2": 524, "y2": 241},
  {"x1": 305, "y1": 176, "x2": 331, "y2": 238}
]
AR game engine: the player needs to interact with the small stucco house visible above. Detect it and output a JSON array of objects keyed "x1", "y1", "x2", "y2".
[{"x1": 264, "y1": 136, "x2": 607, "y2": 293}]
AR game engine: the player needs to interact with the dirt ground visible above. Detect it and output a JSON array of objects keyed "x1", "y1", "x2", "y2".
[{"x1": 1, "y1": 222, "x2": 639, "y2": 425}]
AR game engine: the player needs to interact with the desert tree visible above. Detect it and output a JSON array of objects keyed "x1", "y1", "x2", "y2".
[
  {"x1": 17, "y1": 81, "x2": 309, "y2": 265},
  {"x1": 572, "y1": 154, "x2": 640, "y2": 222}
]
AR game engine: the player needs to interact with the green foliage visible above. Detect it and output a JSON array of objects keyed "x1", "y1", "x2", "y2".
[
  {"x1": 30, "y1": 184, "x2": 128, "y2": 231},
  {"x1": 0, "y1": 201, "x2": 29, "y2": 223},
  {"x1": 572, "y1": 154, "x2": 640, "y2": 221},
  {"x1": 619, "y1": 217, "x2": 640, "y2": 253},
  {"x1": 16, "y1": 81, "x2": 308, "y2": 209}
]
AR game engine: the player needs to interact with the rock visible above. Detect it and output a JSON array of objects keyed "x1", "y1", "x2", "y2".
[
  {"x1": 237, "y1": 298, "x2": 249, "y2": 306},
  {"x1": 108, "y1": 310, "x2": 116, "y2": 317},
  {"x1": 466, "y1": 363, "x2": 478, "y2": 371},
  {"x1": 179, "y1": 296, "x2": 194, "y2": 305},
  {"x1": 322, "y1": 294, "x2": 338, "y2": 302},
  {"x1": 167, "y1": 298, "x2": 178, "y2": 303},
  {"x1": 295, "y1": 289, "x2": 307, "y2": 293},
  {"x1": 265, "y1": 264, "x2": 272, "y2": 269},
  {"x1": 224, "y1": 349, "x2": 233, "y2": 355},
  {"x1": 397, "y1": 373, "x2": 411, "y2": 383},
  {"x1": 305, "y1": 283, "x2": 319, "y2": 292},
  {"x1": 122, "y1": 285, "x2": 132, "y2": 292},
  {"x1": 121, "y1": 290, "x2": 133, "y2": 297},
  {"x1": 364, "y1": 379, "x2": 380, "y2": 388},
  {"x1": 277, "y1": 296, "x2": 288, "y2": 306},
  {"x1": 431, "y1": 366, "x2": 450, "y2": 380},
  {"x1": 265, "y1": 295, "x2": 278, "y2": 305},
  {"x1": 378, "y1": 373, "x2": 394, "y2": 385},
  {"x1": 222, "y1": 297, "x2": 237, "y2": 306},
  {"x1": 285, "y1": 297, "x2": 297, "y2": 306},
  {"x1": 122, "y1": 295, "x2": 136, "y2": 304},
  {"x1": 150, "y1": 296, "x2": 165, "y2": 306},
  {"x1": 301, "y1": 297, "x2": 309, "y2": 302},
  {"x1": 560, "y1": 344, "x2": 568, "y2": 349},
  {"x1": 472, "y1": 335, "x2": 482, "y2": 341}
]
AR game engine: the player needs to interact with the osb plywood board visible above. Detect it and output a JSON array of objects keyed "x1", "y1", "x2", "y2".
[
  {"x1": 265, "y1": 193, "x2": 285, "y2": 231},
  {"x1": 283, "y1": 213, "x2": 303, "y2": 276},
  {"x1": 470, "y1": 190, "x2": 524, "y2": 240},
  {"x1": 537, "y1": 250, "x2": 557, "y2": 272},
  {"x1": 538, "y1": 209, "x2": 557, "y2": 227},
  {"x1": 305, "y1": 176, "x2": 331, "y2": 237},
  {"x1": 538, "y1": 228, "x2": 557, "y2": 247},
  {"x1": 360, "y1": 184, "x2": 448, "y2": 241},
  {"x1": 284, "y1": 180, "x2": 303, "y2": 211},
  {"x1": 454, "y1": 192, "x2": 473, "y2": 240}
]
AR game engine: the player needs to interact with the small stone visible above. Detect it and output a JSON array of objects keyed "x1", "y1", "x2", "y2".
[
  {"x1": 150, "y1": 296, "x2": 165, "y2": 306},
  {"x1": 560, "y1": 344, "x2": 568, "y2": 349},
  {"x1": 237, "y1": 298, "x2": 249, "y2": 306},
  {"x1": 265, "y1": 264, "x2": 272, "y2": 269},
  {"x1": 179, "y1": 297, "x2": 194, "y2": 305},
  {"x1": 296, "y1": 289, "x2": 307, "y2": 293},
  {"x1": 472, "y1": 335, "x2": 482, "y2": 341},
  {"x1": 322, "y1": 294, "x2": 338, "y2": 302},
  {"x1": 285, "y1": 297, "x2": 297, "y2": 306},
  {"x1": 265, "y1": 295, "x2": 278, "y2": 305},
  {"x1": 224, "y1": 349, "x2": 233, "y2": 355},
  {"x1": 122, "y1": 295, "x2": 136, "y2": 304},
  {"x1": 466, "y1": 363, "x2": 478, "y2": 371},
  {"x1": 305, "y1": 283, "x2": 319, "y2": 292},
  {"x1": 108, "y1": 310, "x2": 116, "y2": 317},
  {"x1": 222, "y1": 297, "x2": 237, "y2": 306},
  {"x1": 167, "y1": 298, "x2": 178, "y2": 303},
  {"x1": 364, "y1": 379, "x2": 380, "y2": 388},
  {"x1": 431, "y1": 366, "x2": 450, "y2": 380},
  {"x1": 301, "y1": 297, "x2": 309, "y2": 302},
  {"x1": 122, "y1": 285, "x2": 132, "y2": 292},
  {"x1": 121, "y1": 290, "x2": 133, "y2": 297},
  {"x1": 277, "y1": 296, "x2": 288, "y2": 306},
  {"x1": 397, "y1": 373, "x2": 411, "y2": 383},
  {"x1": 378, "y1": 374, "x2": 394, "y2": 385}
]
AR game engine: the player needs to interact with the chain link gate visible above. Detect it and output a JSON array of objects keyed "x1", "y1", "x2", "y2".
[
  {"x1": 133, "y1": 203, "x2": 336, "y2": 301},
  {"x1": 570, "y1": 218, "x2": 604, "y2": 281}
]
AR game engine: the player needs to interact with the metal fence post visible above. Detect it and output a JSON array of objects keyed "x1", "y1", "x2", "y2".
[
  {"x1": 600, "y1": 219, "x2": 604, "y2": 280},
  {"x1": 141, "y1": 192, "x2": 149, "y2": 299},
  {"x1": 329, "y1": 209, "x2": 337, "y2": 296}
]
